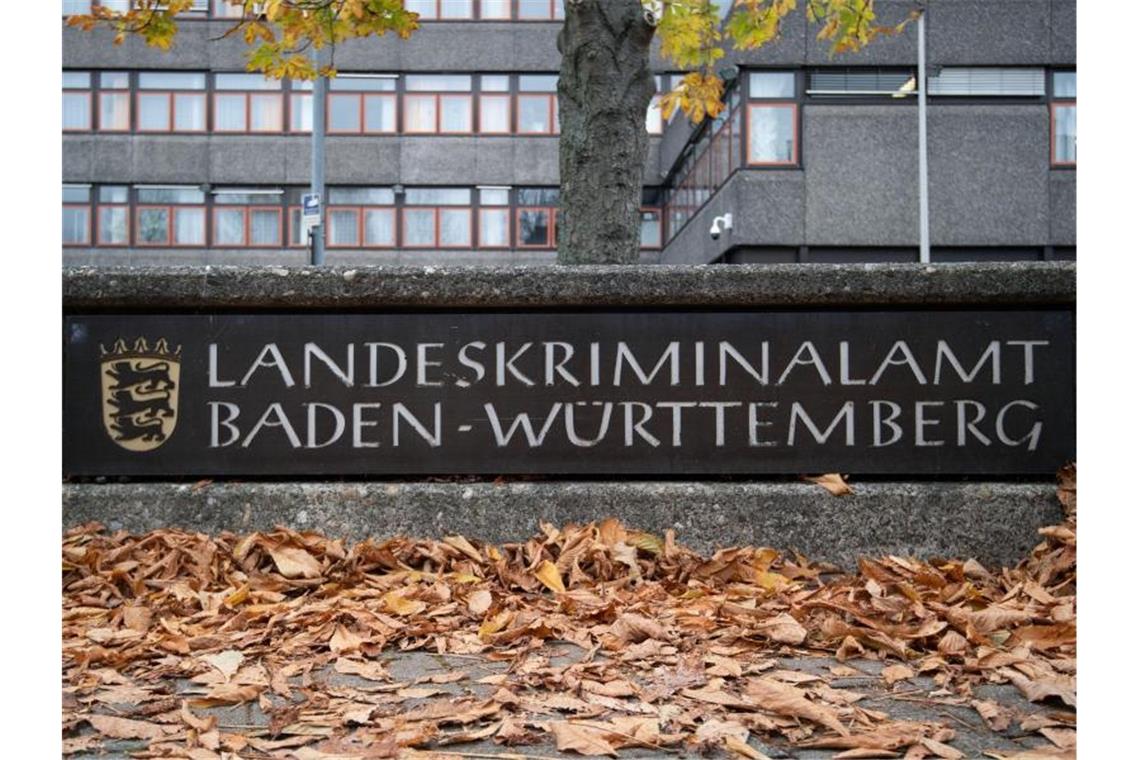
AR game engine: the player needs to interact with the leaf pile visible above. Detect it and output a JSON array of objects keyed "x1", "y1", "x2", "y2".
[{"x1": 63, "y1": 467, "x2": 1076, "y2": 758}]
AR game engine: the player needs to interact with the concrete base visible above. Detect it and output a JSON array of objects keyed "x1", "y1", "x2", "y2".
[{"x1": 62, "y1": 480, "x2": 1059, "y2": 569}]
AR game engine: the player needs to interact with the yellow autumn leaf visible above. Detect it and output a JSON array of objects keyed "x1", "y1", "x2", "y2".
[{"x1": 534, "y1": 560, "x2": 566, "y2": 593}]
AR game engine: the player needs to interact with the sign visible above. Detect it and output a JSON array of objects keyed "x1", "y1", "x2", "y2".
[
  {"x1": 300, "y1": 193, "x2": 321, "y2": 232},
  {"x1": 63, "y1": 310, "x2": 1074, "y2": 477}
]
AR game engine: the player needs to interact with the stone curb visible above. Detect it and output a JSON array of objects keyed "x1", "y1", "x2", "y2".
[
  {"x1": 63, "y1": 480, "x2": 1060, "y2": 570},
  {"x1": 63, "y1": 262, "x2": 1075, "y2": 310}
]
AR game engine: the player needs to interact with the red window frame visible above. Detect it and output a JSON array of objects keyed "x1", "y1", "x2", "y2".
[
  {"x1": 212, "y1": 206, "x2": 283, "y2": 247},
  {"x1": 326, "y1": 206, "x2": 398, "y2": 249},
  {"x1": 98, "y1": 88, "x2": 131, "y2": 132},
  {"x1": 135, "y1": 205, "x2": 207, "y2": 247},
  {"x1": 402, "y1": 207, "x2": 473, "y2": 249},
  {"x1": 478, "y1": 94, "x2": 512, "y2": 135},
  {"x1": 213, "y1": 91, "x2": 284, "y2": 134},
  {"x1": 516, "y1": 93, "x2": 558, "y2": 135},
  {"x1": 96, "y1": 204, "x2": 130, "y2": 246},
  {"x1": 745, "y1": 102, "x2": 799, "y2": 167},
  {"x1": 288, "y1": 206, "x2": 308, "y2": 247},
  {"x1": 477, "y1": 207, "x2": 511, "y2": 248},
  {"x1": 516, "y1": 0, "x2": 563, "y2": 21},
  {"x1": 62, "y1": 205, "x2": 91, "y2": 246},
  {"x1": 327, "y1": 93, "x2": 398, "y2": 134},
  {"x1": 403, "y1": 93, "x2": 474, "y2": 135},
  {"x1": 412, "y1": 0, "x2": 475, "y2": 20},
  {"x1": 1050, "y1": 101, "x2": 1076, "y2": 168},
  {"x1": 516, "y1": 206, "x2": 557, "y2": 248},
  {"x1": 63, "y1": 90, "x2": 92, "y2": 133},
  {"x1": 289, "y1": 93, "x2": 313, "y2": 133},
  {"x1": 639, "y1": 207, "x2": 662, "y2": 250},
  {"x1": 479, "y1": 0, "x2": 512, "y2": 20},
  {"x1": 136, "y1": 91, "x2": 207, "y2": 134}
]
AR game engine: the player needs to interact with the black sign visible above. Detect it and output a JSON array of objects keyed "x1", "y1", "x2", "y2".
[{"x1": 63, "y1": 311, "x2": 1074, "y2": 476}]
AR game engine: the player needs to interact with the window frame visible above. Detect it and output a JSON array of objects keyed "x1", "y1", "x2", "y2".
[
  {"x1": 745, "y1": 102, "x2": 799, "y2": 167},
  {"x1": 403, "y1": 92, "x2": 474, "y2": 135},
  {"x1": 516, "y1": 205, "x2": 558, "y2": 248},
  {"x1": 136, "y1": 90, "x2": 208, "y2": 134},
  {"x1": 212, "y1": 205, "x2": 283, "y2": 248},
  {"x1": 515, "y1": 93, "x2": 558, "y2": 135},
  {"x1": 63, "y1": 74, "x2": 93, "y2": 133},
  {"x1": 326, "y1": 205, "x2": 398, "y2": 249},
  {"x1": 1050, "y1": 70, "x2": 1076, "y2": 168},
  {"x1": 477, "y1": 207, "x2": 511, "y2": 249},
  {"x1": 639, "y1": 207, "x2": 662, "y2": 250},
  {"x1": 96, "y1": 203, "x2": 131, "y2": 246},
  {"x1": 97, "y1": 73, "x2": 132, "y2": 133},
  {"x1": 135, "y1": 204, "x2": 207, "y2": 247},
  {"x1": 478, "y1": 93, "x2": 513, "y2": 135},
  {"x1": 516, "y1": 0, "x2": 564, "y2": 21},
  {"x1": 213, "y1": 90, "x2": 285, "y2": 134},
  {"x1": 327, "y1": 92, "x2": 398, "y2": 134},
  {"x1": 62, "y1": 204, "x2": 92, "y2": 246},
  {"x1": 401, "y1": 206, "x2": 474, "y2": 249}
]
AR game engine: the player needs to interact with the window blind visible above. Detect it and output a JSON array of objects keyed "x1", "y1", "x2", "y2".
[{"x1": 927, "y1": 68, "x2": 1045, "y2": 96}]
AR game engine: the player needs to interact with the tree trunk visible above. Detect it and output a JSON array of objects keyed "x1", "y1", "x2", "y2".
[{"x1": 557, "y1": 0, "x2": 656, "y2": 265}]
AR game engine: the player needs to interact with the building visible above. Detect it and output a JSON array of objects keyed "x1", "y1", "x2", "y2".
[{"x1": 61, "y1": 0, "x2": 1076, "y2": 267}]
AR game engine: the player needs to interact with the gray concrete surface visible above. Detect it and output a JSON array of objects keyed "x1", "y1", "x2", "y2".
[{"x1": 62, "y1": 480, "x2": 1061, "y2": 570}]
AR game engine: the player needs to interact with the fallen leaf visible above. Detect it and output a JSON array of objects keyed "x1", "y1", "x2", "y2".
[
  {"x1": 804, "y1": 473, "x2": 853, "y2": 496},
  {"x1": 86, "y1": 714, "x2": 171, "y2": 740},
  {"x1": 535, "y1": 560, "x2": 566, "y2": 593},
  {"x1": 201, "y1": 650, "x2": 244, "y2": 681},
  {"x1": 549, "y1": 721, "x2": 618, "y2": 756},
  {"x1": 467, "y1": 588, "x2": 493, "y2": 616},
  {"x1": 267, "y1": 545, "x2": 322, "y2": 579}
]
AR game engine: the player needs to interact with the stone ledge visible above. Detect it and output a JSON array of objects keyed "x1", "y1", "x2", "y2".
[
  {"x1": 63, "y1": 480, "x2": 1060, "y2": 569},
  {"x1": 63, "y1": 262, "x2": 1075, "y2": 310}
]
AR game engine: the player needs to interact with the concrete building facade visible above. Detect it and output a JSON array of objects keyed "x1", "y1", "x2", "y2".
[{"x1": 61, "y1": 0, "x2": 1076, "y2": 266}]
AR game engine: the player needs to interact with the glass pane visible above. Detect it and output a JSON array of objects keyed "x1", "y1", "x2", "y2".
[
  {"x1": 482, "y1": 74, "x2": 510, "y2": 91},
  {"x1": 516, "y1": 188, "x2": 558, "y2": 205},
  {"x1": 63, "y1": 71, "x2": 91, "y2": 89},
  {"x1": 329, "y1": 94, "x2": 361, "y2": 131},
  {"x1": 518, "y1": 0, "x2": 552, "y2": 19},
  {"x1": 291, "y1": 93, "x2": 313, "y2": 132},
  {"x1": 98, "y1": 186, "x2": 128, "y2": 203},
  {"x1": 479, "y1": 96, "x2": 510, "y2": 133},
  {"x1": 330, "y1": 76, "x2": 397, "y2": 92},
  {"x1": 137, "y1": 188, "x2": 205, "y2": 203},
  {"x1": 439, "y1": 0, "x2": 473, "y2": 19},
  {"x1": 100, "y1": 71, "x2": 130, "y2": 89},
  {"x1": 405, "y1": 95, "x2": 437, "y2": 132},
  {"x1": 517, "y1": 95, "x2": 550, "y2": 133},
  {"x1": 139, "y1": 72, "x2": 206, "y2": 90},
  {"x1": 639, "y1": 211, "x2": 661, "y2": 248},
  {"x1": 1054, "y1": 71, "x2": 1076, "y2": 99},
  {"x1": 749, "y1": 72, "x2": 796, "y2": 98},
  {"x1": 63, "y1": 92, "x2": 90, "y2": 130},
  {"x1": 250, "y1": 209, "x2": 281, "y2": 245},
  {"x1": 1054, "y1": 104, "x2": 1076, "y2": 163},
  {"x1": 290, "y1": 208, "x2": 304, "y2": 245},
  {"x1": 555, "y1": 0, "x2": 564, "y2": 19},
  {"x1": 479, "y1": 188, "x2": 509, "y2": 205},
  {"x1": 518, "y1": 75, "x2": 558, "y2": 92},
  {"x1": 174, "y1": 93, "x2": 206, "y2": 130},
  {"x1": 329, "y1": 209, "x2": 360, "y2": 246},
  {"x1": 98, "y1": 207, "x2": 129, "y2": 244},
  {"x1": 404, "y1": 209, "x2": 435, "y2": 246},
  {"x1": 214, "y1": 0, "x2": 245, "y2": 18},
  {"x1": 63, "y1": 1, "x2": 92, "y2": 14},
  {"x1": 440, "y1": 95, "x2": 472, "y2": 132},
  {"x1": 62, "y1": 208, "x2": 89, "y2": 244},
  {"x1": 406, "y1": 74, "x2": 471, "y2": 92},
  {"x1": 363, "y1": 95, "x2": 396, "y2": 132},
  {"x1": 406, "y1": 188, "x2": 470, "y2": 205},
  {"x1": 518, "y1": 209, "x2": 550, "y2": 246},
  {"x1": 439, "y1": 209, "x2": 470, "y2": 246},
  {"x1": 479, "y1": 208, "x2": 509, "y2": 246},
  {"x1": 215, "y1": 208, "x2": 245, "y2": 245},
  {"x1": 364, "y1": 209, "x2": 395, "y2": 246},
  {"x1": 174, "y1": 207, "x2": 205, "y2": 245},
  {"x1": 480, "y1": 0, "x2": 510, "y2": 18},
  {"x1": 406, "y1": 0, "x2": 436, "y2": 19},
  {"x1": 99, "y1": 92, "x2": 130, "y2": 130},
  {"x1": 138, "y1": 208, "x2": 170, "y2": 244},
  {"x1": 215, "y1": 93, "x2": 247, "y2": 131},
  {"x1": 214, "y1": 192, "x2": 282, "y2": 205},
  {"x1": 137, "y1": 93, "x2": 170, "y2": 130},
  {"x1": 748, "y1": 105, "x2": 795, "y2": 163},
  {"x1": 646, "y1": 96, "x2": 662, "y2": 134},
  {"x1": 250, "y1": 93, "x2": 283, "y2": 131},
  {"x1": 329, "y1": 187, "x2": 395, "y2": 204},
  {"x1": 216, "y1": 73, "x2": 280, "y2": 90}
]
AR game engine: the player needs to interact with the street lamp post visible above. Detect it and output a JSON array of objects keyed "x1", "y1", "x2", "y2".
[{"x1": 309, "y1": 45, "x2": 328, "y2": 266}]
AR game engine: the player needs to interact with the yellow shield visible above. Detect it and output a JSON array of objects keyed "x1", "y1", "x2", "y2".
[{"x1": 100, "y1": 339, "x2": 181, "y2": 452}]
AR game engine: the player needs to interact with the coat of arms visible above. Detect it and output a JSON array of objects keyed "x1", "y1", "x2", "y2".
[{"x1": 99, "y1": 338, "x2": 181, "y2": 452}]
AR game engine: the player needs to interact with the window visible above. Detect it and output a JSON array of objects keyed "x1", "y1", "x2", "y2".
[
  {"x1": 63, "y1": 185, "x2": 91, "y2": 246},
  {"x1": 927, "y1": 67, "x2": 1045, "y2": 97},
  {"x1": 480, "y1": 0, "x2": 511, "y2": 19},
  {"x1": 517, "y1": 188, "x2": 558, "y2": 248},
  {"x1": 135, "y1": 186, "x2": 206, "y2": 246},
  {"x1": 214, "y1": 74, "x2": 283, "y2": 133},
  {"x1": 97, "y1": 186, "x2": 130, "y2": 245},
  {"x1": 517, "y1": 75, "x2": 558, "y2": 134},
  {"x1": 403, "y1": 188, "x2": 472, "y2": 248},
  {"x1": 807, "y1": 68, "x2": 916, "y2": 98},
  {"x1": 639, "y1": 209, "x2": 661, "y2": 249},
  {"x1": 63, "y1": 1, "x2": 92, "y2": 13},
  {"x1": 517, "y1": 0, "x2": 564, "y2": 20},
  {"x1": 213, "y1": 190, "x2": 284, "y2": 247},
  {"x1": 326, "y1": 187, "x2": 396, "y2": 248},
  {"x1": 406, "y1": 0, "x2": 474, "y2": 18},
  {"x1": 478, "y1": 187, "x2": 510, "y2": 247},
  {"x1": 479, "y1": 75, "x2": 511, "y2": 134},
  {"x1": 744, "y1": 72, "x2": 797, "y2": 166},
  {"x1": 1052, "y1": 71, "x2": 1076, "y2": 166},
  {"x1": 645, "y1": 75, "x2": 665, "y2": 135},
  {"x1": 405, "y1": 75, "x2": 473, "y2": 134},
  {"x1": 137, "y1": 72, "x2": 207, "y2": 132},
  {"x1": 63, "y1": 71, "x2": 91, "y2": 131},
  {"x1": 289, "y1": 79, "x2": 313, "y2": 133},
  {"x1": 328, "y1": 76, "x2": 398, "y2": 134},
  {"x1": 98, "y1": 71, "x2": 131, "y2": 131}
]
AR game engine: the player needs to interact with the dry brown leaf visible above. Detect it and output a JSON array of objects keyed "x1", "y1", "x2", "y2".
[
  {"x1": 467, "y1": 588, "x2": 493, "y2": 616},
  {"x1": 743, "y1": 678, "x2": 850, "y2": 736},
  {"x1": 549, "y1": 721, "x2": 618, "y2": 756},
  {"x1": 201, "y1": 650, "x2": 244, "y2": 681},
  {"x1": 725, "y1": 734, "x2": 772, "y2": 759},
  {"x1": 881, "y1": 664, "x2": 915, "y2": 686},
  {"x1": 267, "y1": 545, "x2": 323, "y2": 579},
  {"x1": 535, "y1": 560, "x2": 567, "y2": 593},
  {"x1": 753, "y1": 612, "x2": 807, "y2": 645},
  {"x1": 328, "y1": 624, "x2": 364, "y2": 655},
  {"x1": 86, "y1": 714, "x2": 171, "y2": 740},
  {"x1": 804, "y1": 473, "x2": 853, "y2": 496}
]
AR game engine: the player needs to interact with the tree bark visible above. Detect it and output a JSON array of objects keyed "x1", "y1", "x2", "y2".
[{"x1": 557, "y1": 0, "x2": 657, "y2": 265}]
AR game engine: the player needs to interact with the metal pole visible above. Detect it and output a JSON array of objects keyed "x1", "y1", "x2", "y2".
[
  {"x1": 310, "y1": 45, "x2": 328, "y2": 266},
  {"x1": 917, "y1": 9, "x2": 931, "y2": 264}
]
